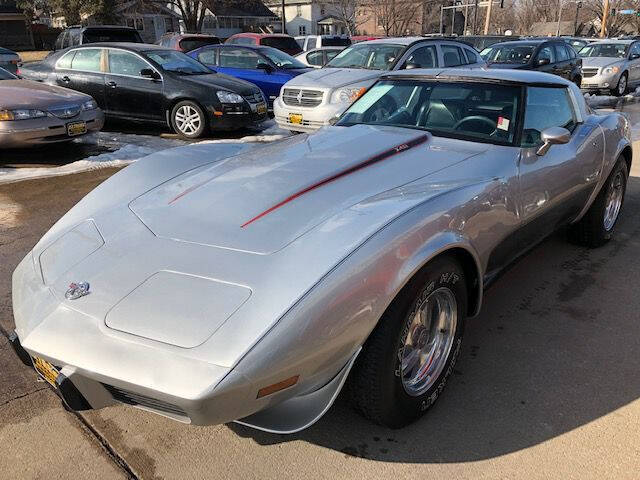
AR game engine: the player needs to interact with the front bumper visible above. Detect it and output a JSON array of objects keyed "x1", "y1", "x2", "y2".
[
  {"x1": 0, "y1": 109, "x2": 104, "y2": 148},
  {"x1": 208, "y1": 101, "x2": 268, "y2": 131},
  {"x1": 273, "y1": 96, "x2": 346, "y2": 133},
  {"x1": 580, "y1": 71, "x2": 621, "y2": 91}
]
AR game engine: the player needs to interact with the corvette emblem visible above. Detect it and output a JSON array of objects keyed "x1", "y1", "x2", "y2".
[{"x1": 65, "y1": 281, "x2": 90, "y2": 300}]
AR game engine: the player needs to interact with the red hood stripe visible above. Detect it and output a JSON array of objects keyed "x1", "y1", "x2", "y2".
[{"x1": 241, "y1": 134, "x2": 428, "y2": 228}]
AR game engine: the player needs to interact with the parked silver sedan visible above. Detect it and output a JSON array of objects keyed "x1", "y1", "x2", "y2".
[
  {"x1": 0, "y1": 46, "x2": 20, "y2": 75},
  {"x1": 0, "y1": 67, "x2": 104, "y2": 148},
  {"x1": 579, "y1": 39, "x2": 640, "y2": 95},
  {"x1": 10, "y1": 69, "x2": 631, "y2": 433}
]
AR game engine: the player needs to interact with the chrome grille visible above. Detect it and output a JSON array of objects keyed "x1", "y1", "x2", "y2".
[
  {"x1": 245, "y1": 92, "x2": 264, "y2": 104},
  {"x1": 49, "y1": 105, "x2": 81, "y2": 119},
  {"x1": 282, "y1": 88, "x2": 323, "y2": 107},
  {"x1": 582, "y1": 68, "x2": 599, "y2": 78},
  {"x1": 102, "y1": 384, "x2": 187, "y2": 417}
]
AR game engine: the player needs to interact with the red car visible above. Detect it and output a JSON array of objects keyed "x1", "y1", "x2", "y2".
[
  {"x1": 157, "y1": 33, "x2": 221, "y2": 52},
  {"x1": 351, "y1": 35, "x2": 384, "y2": 43},
  {"x1": 225, "y1": 33, "x2": 302, "y2": 55}
]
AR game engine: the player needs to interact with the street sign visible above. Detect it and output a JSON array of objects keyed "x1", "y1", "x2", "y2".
[{"x1": 619, "y1": 9, "x2": 636, "y2": 14}]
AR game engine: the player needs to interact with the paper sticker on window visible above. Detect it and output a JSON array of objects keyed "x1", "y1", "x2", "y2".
[{"x1": 497, "y1": 116, "x2": 510, "y2": 131}]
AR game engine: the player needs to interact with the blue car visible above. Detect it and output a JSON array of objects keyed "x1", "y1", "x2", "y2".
[{"x1": 188, "y1": 44, "x2": 312, "y2": 108}]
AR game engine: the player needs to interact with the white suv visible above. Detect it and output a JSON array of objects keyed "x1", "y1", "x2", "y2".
[{"x1": 274, "y1": 37, "x2": 485, "y2": 133}]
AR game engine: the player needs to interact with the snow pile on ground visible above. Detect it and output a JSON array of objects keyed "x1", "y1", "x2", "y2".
[
  {"x1": 0, "y1": 121, "x2": 291, "y2": 184},
  {"x1": 585, "y1": 87, "x2": 640, "y2": 108}
]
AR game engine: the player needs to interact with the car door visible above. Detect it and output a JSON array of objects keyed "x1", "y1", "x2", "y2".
[
  {"x1": 518, "y1": 85, "x2": 603, "y2": 249},
  {"x1": 103, "y1": 49, "x2": 165, "y2": 121},
  {"x1": 396, "y1": 44, "x2": 438, "y2": 69},
  {"x1": 215, "y1": 47, "x2": 282, "y2": 100},
  {"x1": 533, "y1": 44, "x2": 556, "y2": 74},
  {"x1": 55, "y1": 48, "x2": 107, "y2": 107},
  {"x1": 626, "y1": 42, "x2": 640, "y2": 85},
  {"x1": 552, "y1": 43, "x2": 571, "y2": 79},
  {"x1": 439, "y1": 44, "x2": 469, "y2": 67}
]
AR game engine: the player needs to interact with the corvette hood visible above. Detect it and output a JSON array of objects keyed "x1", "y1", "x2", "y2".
[
  {"x1": 282, "y1": 68, "x2": 383, "y2": 89},
  {"x1": 129, "y1": 125, "x2": 483, "y2": 254}
]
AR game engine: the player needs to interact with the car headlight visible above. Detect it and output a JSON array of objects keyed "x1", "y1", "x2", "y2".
[
  {"x1": 0, "y1": 109, "x2": 47, "y2": 121},
  {"x1": 602, "y1": 66, "x2": 620, "y2": 75},
  {"x1": 81, "y1": 99, "x2": 98, "y2": 110},
  {"x1": 217, "y1": 91, "x2": 244, "y2": 103},
  {"x1": 331, "y1": 86, "x2": 367, "y2": 104}
]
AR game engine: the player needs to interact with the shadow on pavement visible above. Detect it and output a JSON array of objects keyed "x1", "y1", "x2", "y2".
[{"x1": 230, "y1": 177, "x2": 640, "y2": 463}]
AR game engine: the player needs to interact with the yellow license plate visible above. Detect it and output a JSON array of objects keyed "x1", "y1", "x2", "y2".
[
  {"x1": 67, "y1": 121, "x2": 87, "y2": 136},
  {"x1": 257, "y1": 103, "x2": 267, "y2": 114},
  {"x1": 289, "y1": 113, "x2": 303, "y2": 125},
  {"x1": 32, "y1": 356, "x2": 59, "y2": 387}
]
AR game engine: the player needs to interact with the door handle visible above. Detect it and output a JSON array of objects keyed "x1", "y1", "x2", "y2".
[
  {"x1": 107, "y1": 81, "x2": 117, "y2": 88},
  {"x1": 61, "y1": 76, "x2": 70, "y2": 82}
]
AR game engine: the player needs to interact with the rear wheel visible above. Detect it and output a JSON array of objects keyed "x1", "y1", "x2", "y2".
[
  {"x1": 171, "y1": 101, "x2": 207, "y2": 139},
  {"x1": 572, "y1": 75, "x2": 582, "y2": 87},
  {"x1": 568, "y1": 159, "x2": 628, "y2": 247},
  {"x1": 347, "y1": 256, "x2": 467, "y2": 428}
]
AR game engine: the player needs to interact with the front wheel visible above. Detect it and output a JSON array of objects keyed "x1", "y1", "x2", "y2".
[
  {"x1": 347, "y1": 256, "x2": 467, "y2": 428},
  {"x1": 170, "y1": 101, "x2": 207, "y2": 139},
  {"x1": 568, "y1": 159, "x2": 628, "y2": 247},
  {"x1": 612, "y1": 73, "x2": 628, "y2": 96}
]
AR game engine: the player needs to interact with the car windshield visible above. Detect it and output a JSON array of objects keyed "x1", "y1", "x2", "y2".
[
  {"x1": 83, "y1": 29, "x2": 142, "y2": 43},
  {"x1": 179, "y1": 37, "x2": 220, "y2": 52},
  {"x1": 338, "y1": 79, "x2": 521, "y2": 146},
  {"x1": 258, "y1": 47, "x2": 307, "y2": 69},
  {"x1": 481, "y1": 44, "x2": 535, "y2": 64},
  {"x1": 325, "y1": 43, "x2": 405, "y2": 70},
  {"x1": 567, "y1": 39, "x2": 587, "y2": 50},
  {"x1": 0, "y1": 67, "x2": 16, "y2": 80},
  {"x1": 261, "y1": 36, "x2": 301, "y2": 52},
  {"x1": 145, "y1": 50, "x2": 211, "y2": 74},
  {"x1": 322, "y1": 37, "x2": 351, "y2": 47},
  {"x1": 579, "y1": 43, "x2": 628, "y2": 58}
]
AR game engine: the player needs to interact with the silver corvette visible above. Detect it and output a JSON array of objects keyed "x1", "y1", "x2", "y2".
[{"x1": 11, "y1": 69, "x2": 631, "y2": 433}]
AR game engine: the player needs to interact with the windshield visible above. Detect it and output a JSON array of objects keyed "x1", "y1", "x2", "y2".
[
  {"x1": 579, "y1": 43, "x2": 628, "y2": 58},
  {"x1": 481, "y1": 44, "x2": 535, "y2": 64},
  {"x1": 179, "y1": 37, "x2": 220, "y2": 52},
  {"x1": 258, "y1": 47, "x2": 307, "y2": 69},
  {"x1": 261, "y1": 36, "x2": 302, "y2": 53},
  {"x1": 145, "y1": 50, "x2": 211, "y2": 74},
  {"x1": 322, "y1": 37, "x2": 351, "y2": 47},
  {"x1": 338, "y1": 80, "x2": 521, "y2": 146},
  {"x1": 0, "y1": 67, "x2": 16, "y2": 80},
  {"x1": 326, "y1": 43, "x2": 405, "y2": 70},
  {"x1": 567, "y1": 39, "x2": 587, "y2": 50},
  {"x1": 83, "y1": 29, "x2": 142, "y2": 43}
]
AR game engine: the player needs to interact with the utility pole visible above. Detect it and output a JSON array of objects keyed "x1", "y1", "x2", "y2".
[
  {"x1": 473, "y1": 0, "x2": 478, "y2": 34},
  {"x1": 463, "y1": 2, "x2": 469, "y2": 34},
  {"x1": 600, "y1": 0, "x2": 609, "y2": 37},
  {"x1": 281, "y1": 0, "x2": 286, "y2": 35},
  {"x1": 451, "y1": 0, "x2": 456, "y2": 33},
  {"x1": 440, "y1": 5, "x2": 444, "y2": 33},
  {"x1": 574, "y1": 1, "x2": 582, "y2": 36},
  {"x1": 483, "y1": 0, "x2": 493, "y2": 34},
  {"x1": 556, "y1": 0, "x2": 564, "y2": 36}
]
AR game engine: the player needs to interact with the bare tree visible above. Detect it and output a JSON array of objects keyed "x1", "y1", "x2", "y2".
[
  {"x1": 586, "y1": 0, "x2": 633, "y2": 36},
  {"x1": 146, "y1": 0, "x2": 208, "y2": 32},
  {"x1": 329, "y1": 0, "x2": 369, "y2": 35},
  {"x1": 370, "y1": 0, "x2": 419, "y2": 36}
]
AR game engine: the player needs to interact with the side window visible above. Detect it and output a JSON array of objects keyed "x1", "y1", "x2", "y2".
[
  {"x1": 70, "y1": 29, "x2": 82, "y2": 46},
  {"x1": 61, "y1": 31, "x2": 71, "y2": 49},
  {"x1": 232, "y1": 37, "x2": 254, "y2": 45},
  {"x1": 56, "y1": 50, "x2": 75, "y2": 69},
  {"x1": 198, "y1": 49, "x2": 217, "y2": 65},
  {"x1": 71, "y1": 48, "x2": 102, "y2": 72},
  {"x1": 310, "y1": 38, "x2": 318, "y2": 49},
  {"x1": 326, "y1": 49, "x2": 340, "y2": 62},
  {"x1": 536, "y1": 45, "x2": 555, "y2": 64},
  {"x1": 554, "y1": 44, "x2": 569, "y2": 61},
  {"x1": 219, "y1": 48, "x2": 261, "y2": 68},
  {"x1": 566, "y1": 45, "x2": 577, "y2": 59},
  {"x1": 403, "y1": 45, "x2": 437, "y2": 68},
  {"x1": 108, "y1": 50, "x2": 150, "y2": 76},
  {"x1": 630, "y1": 43, "x2": 640, "y2": 58},
  {"x1": 522, "y1": 87, "x2": 576, "y2": 147},
  {"x1": 464, "y1": 48, "x2": 480, "y2": 64},
  {"x1": 306, "y1": 50, "x2": 324, "y2": 66},
  {"x1": 54, "y1": 32, "x2": 64, "y2": 50},
  {"x1": 441, "y1": 45, "x2": 465, "y2": 67}
]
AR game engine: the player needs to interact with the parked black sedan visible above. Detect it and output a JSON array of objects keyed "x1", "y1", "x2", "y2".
[
  {"x1": 481, "y1": 39, "x2": 582, "y2": 85},
  {"x1": 19, "y1": 43, "x2": 268, "y2": 138}
]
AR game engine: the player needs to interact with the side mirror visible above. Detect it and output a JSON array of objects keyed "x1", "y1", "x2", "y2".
[
  {"x1": 256, "y1": 62, "x2": 273, "y2": 73},
  {"x1": 536, "y1": 126, "x2": 571, "y2": 156},
  {"x1": 140, "y1": 68, "x2": 160, "y2": 80},
  {"x1": 630, "y1": 53, "x2": 640, "y2": 60},
  {"x1": 536, "y1": 57, "x2": 551, "y2": 66}
]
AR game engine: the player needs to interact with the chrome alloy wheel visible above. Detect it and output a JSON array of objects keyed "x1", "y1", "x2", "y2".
[
  {"x1": 174, "y1": 105, "x2": 202, "y2": 136},
  {"x1": 618, "y1": 75, "x2": 627, "y2": 95},
  {"x1": 604, "y1": 169, "x2": 624, "y2": 231},
  {"x1": 401, "y1": 287, "x2": 457, "y2": 396}
]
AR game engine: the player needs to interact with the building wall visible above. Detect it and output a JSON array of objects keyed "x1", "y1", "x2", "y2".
[
  {"x1": 0, "y1": 14, "x2": 33, "y2": 49},
  {"x1": 266, "y1": 1, "x2": 348, "y2": 36}
]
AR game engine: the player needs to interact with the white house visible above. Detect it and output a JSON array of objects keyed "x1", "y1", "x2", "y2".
[
  {"x1": 264, "y1": 0, "x2": 351, "y2": 36},
  {"x1": 199, "y1": 0, "x2": 279, "y2": 38}
]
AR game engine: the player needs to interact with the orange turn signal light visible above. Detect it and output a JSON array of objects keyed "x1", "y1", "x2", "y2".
[{"x1": 256, "y1": 375, "x2": 299, "y2": 398}]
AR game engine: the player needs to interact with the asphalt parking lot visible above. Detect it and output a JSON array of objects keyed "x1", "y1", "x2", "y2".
[{"x1": 1, "y1": 112, "x2": 640, "y2": 479}]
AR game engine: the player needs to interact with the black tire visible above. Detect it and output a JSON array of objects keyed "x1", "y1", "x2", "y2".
[
  {"x1": 572, "y1": 75, "x2": 582, "y2": 88},
  {"x1": 568, "y1": 159, "x2": 628, "y2": 248},
  {"x1": 347, "y1": 256, "x2": 467, "y2": 428},
  {"x1": 612, "y1": 73, "x2": 628, "y2": 96},
  {"x1": 170, "y1": 100, "x2": 207, "y2": 139}
]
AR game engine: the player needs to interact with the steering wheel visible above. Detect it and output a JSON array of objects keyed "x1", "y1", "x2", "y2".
[
  {"x1": 453, "y1": 116, "x2": 496, "y2": 135},
  {"x1": 363, "y1": 97, "x2": 398, "y2": 123}
]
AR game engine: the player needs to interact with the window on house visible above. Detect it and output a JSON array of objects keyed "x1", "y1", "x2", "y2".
[
  {"x1": 299, "y1": 25, "x2": 306, "y2": 36},
  {"x1": 125, "y1": 18, "x2": 144, "y2": 31},
  {"x1": 165, "y1": 17, "x2": 173, "y2": 32}
]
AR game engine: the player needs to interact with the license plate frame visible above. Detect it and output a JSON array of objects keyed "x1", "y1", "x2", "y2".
[
  {"x1": 67, "y1": 121, "x2": 87, "y2": 137},
  {"x1": 256, "y1": 102, "x2": 267, "y2": 115},
  {"x1": 32, "y1": 356, "x2": 59, "y2": 387},
  {"x1": 289, "y1": 113, "x2": 303, "y2": 125}
]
